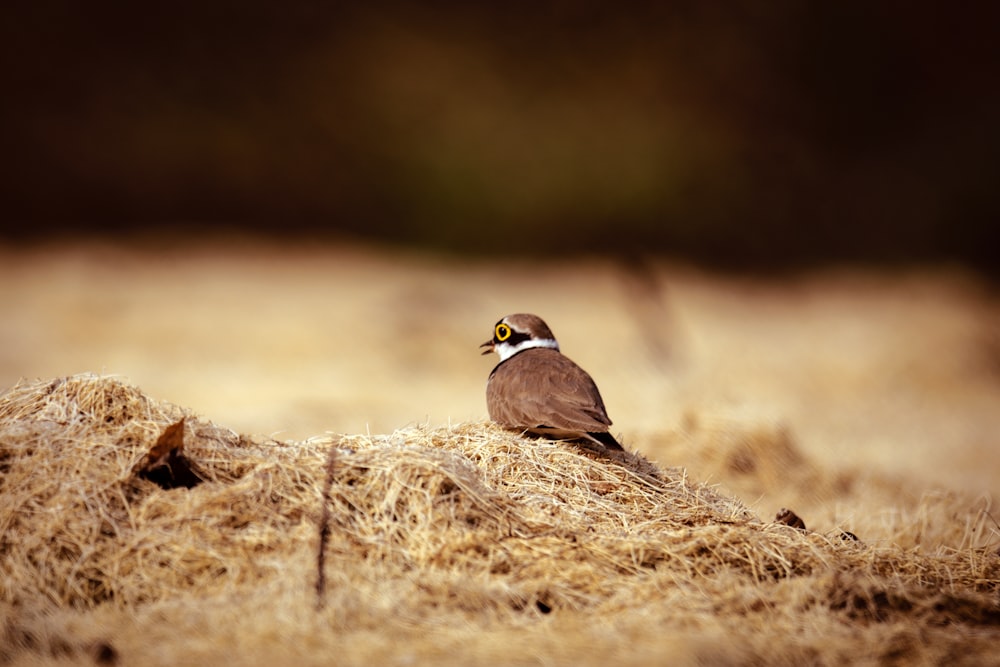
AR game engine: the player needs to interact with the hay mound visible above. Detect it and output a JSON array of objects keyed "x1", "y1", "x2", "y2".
[{"x1": 2, "y1": 375, "x2": 999, "y2": 665}]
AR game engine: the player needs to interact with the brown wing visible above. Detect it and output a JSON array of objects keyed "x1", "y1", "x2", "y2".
[{"x1": 486, "y1": 348, "x2": 613, "y2": 432}]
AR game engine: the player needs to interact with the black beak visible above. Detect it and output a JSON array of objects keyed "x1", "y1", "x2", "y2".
[{"x1": 479, "y1": 340, "x2": 495, "y2": 355}]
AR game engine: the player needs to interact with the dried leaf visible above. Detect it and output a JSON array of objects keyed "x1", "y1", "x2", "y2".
[
  {"x1": 138, "y1": 418, "x2": 203, "y2": 489},
  {"x1": 775, "y1": 507, "x2": 806, "y2": 531}
]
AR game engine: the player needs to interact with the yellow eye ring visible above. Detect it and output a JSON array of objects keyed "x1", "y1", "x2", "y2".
[{"x1": 495, "y1": 323, "x2": 511, "y2": 341}]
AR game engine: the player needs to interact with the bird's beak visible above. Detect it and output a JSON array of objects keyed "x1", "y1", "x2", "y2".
[{"x1": 479, "y1": 340, "x2": 495, "y2": 355}]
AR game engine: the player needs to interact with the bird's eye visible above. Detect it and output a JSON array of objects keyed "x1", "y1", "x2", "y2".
[{"x1": 495, "y1": 323, "x2": 511, "y2": 341}]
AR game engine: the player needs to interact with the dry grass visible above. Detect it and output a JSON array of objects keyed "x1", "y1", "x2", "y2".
[{"x1": 2, "y1": 374, "x2": 998, "y2": 666}]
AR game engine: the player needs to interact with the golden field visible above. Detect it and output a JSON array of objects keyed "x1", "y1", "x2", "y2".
[{"x1": 1, "y1": 242, "x2": 998, "y2": 665}]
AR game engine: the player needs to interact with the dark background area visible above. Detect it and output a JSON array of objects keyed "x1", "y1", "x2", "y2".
[{"x1": 2, "y1": 2, "x2": 998, "y2": 271}]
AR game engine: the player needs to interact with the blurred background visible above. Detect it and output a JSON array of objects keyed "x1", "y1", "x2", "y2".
[
  {"x1": 1, "y1": 3, "x2": 998, "y2": 521},
  {"x1": 3, "y1": 2, "x2": 999, "y2": 270}
]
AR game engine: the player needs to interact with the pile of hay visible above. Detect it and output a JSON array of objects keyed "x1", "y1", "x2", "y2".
[{"x1": 1, "y1": 374, "x2": 998, "y2": 665}]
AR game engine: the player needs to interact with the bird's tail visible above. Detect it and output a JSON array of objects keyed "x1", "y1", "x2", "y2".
[{"x1": 588, "y1": 431, "x2": 624, "y2": 451}]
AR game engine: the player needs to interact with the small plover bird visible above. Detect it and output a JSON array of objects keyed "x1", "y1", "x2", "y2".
[{"x1": 480, "y1": 313, "x2": 623, "y2": 452}]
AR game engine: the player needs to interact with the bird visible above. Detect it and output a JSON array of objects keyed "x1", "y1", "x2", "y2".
[{"x1": 480, "y1": 313, "x2": 624, "y2": 452}]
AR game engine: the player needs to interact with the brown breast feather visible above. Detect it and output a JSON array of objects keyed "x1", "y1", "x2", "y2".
[{"x1": 487, "y1": 347, "x2": 612, "y2": 433}]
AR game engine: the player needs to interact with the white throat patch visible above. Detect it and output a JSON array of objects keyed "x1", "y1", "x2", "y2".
[{"x1": 495, "y1": 337, "x2": 560, "y2": 362}]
